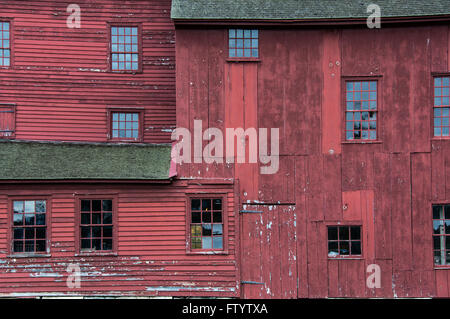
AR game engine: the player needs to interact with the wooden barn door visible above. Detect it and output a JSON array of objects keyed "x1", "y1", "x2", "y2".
[{"x1": 240, "y1": 204, "x2": 298, "y2": 298}]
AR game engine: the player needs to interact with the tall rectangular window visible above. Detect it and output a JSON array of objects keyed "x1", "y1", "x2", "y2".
[
  {"x1": 433, "y1": 204, "x2": 450, "y2": 266},
  {"x1": 0, "y1": 104, "x2": 15, "y2": 138},
  {"x1": 433, "y1": 77, "x2": 450, "y2": 137},
  {"x1": 0, "y1": 21, "x2": 10, "y2": 67},
  {"x1": 111, "y1": 26, "x2": 139, "y2": 71},
  {"x1": 12, "y1": 200, "x2": 47, "y2": 254},
  {"x1": 190, "y1": 198, "x2": 224, "y2": 251},
  {"x1": 80, "y1": 199, "x2": 113, "y2": 252},
  {"x1": 345, "y1": 81, "x2": 378, "y2": 141},
  {"x1": 228, "y1": 29, "x2": 258, "y2": 58},
  {"x1": 328, "y1": 225, "x2": 361, "y2": 257}
]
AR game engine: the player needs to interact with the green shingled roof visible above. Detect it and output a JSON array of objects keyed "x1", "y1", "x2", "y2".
[
  {"x1": 171, "y1": 0, "x2": 450, "y2": 20},
  {"x1": 0, "y1": 140, "x2": 173, "y2": 180}
]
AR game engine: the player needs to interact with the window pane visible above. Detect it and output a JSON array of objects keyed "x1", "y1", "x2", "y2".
[
  {"x1": 202, "y1": 224, "x2": 212, "y2": 236},
  {"x1": 339, "y1": 241, "x2": 350, "y2": 255},
  {"x1": 13, "y1": 201, "x2": 23, "y2": 214},
  {"x1": 102, "y1": 239, "x2": 113, "y2": 250},
  {"x1": 24, "y1": 201, "x2": 35, "y2": 213},
  {"x1": 351, "y1": 241, "x2": 361, "y2": 255},
  {"x1": 102, "y1": 200, "x2": 112, "y2": 212},
  {"x1": 213, "y1": 211, "x2": 222, "y2": 223},
  {"x1": 339, "y1": 226, "x2": 349, "y2": 240},
  {"x1": 192, "y1": 211, "x2": 201, "y2": 223},
  {"x1": 81, "y1": 200, "x2": 90, "y2": 212},
  {"x1": 191, "y1": 199, "x2": 200, "y2": 211},
  {"x1": 202, "y1": 237, "x2": 212, "y2": 249},
  {"x1": 191, "y1": 237, "x2": 201, "y2": 249},
  {"x1": 35, "y1": 201, "x2": 46, "y2": 213},
  {"x1": 103, "y1": 213, "x2": 112, "y2": 224},
  {"x1": 328, "y1": 241, "x2": 338, "y2": 255},
  {"x1": 13, "y1": 228, "x2": 23, "y2": 239},
  {"x1": 212, "y1": 224, "x2": 223, "y2": 235},
  {"x1": 350, "y1": 226, "x2": 361, "y2": 240},
  {"x1": 328, "y1": 226, "x2": 338, "y2": 240},
  {"x1": 213, "y1": 236, "x2": 223, "y2": 249}
]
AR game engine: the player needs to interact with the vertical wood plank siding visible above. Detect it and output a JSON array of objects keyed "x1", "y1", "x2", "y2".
[{"x1": 176, "y1": 24, "x2": 450, "y2": 298}]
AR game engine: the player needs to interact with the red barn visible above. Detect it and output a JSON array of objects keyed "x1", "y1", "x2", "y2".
[
  {"x1": 172, "y1": 0, "x2": 450, "y2": 298},
  {"x1": 2, "y1": 0, "x2": 450, "y2": 299}
]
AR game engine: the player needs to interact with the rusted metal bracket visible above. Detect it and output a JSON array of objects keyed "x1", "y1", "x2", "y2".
[
  {"x1": 239, "y1": 210, "x2": 263, "y2": 214},
  {"x1": 241, "y1": 281, "x2": 265, "y2": 285}
]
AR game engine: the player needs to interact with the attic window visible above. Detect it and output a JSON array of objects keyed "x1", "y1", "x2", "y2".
[{"x1": 228, "y1": 29, "x2": 258, "y2": 58}]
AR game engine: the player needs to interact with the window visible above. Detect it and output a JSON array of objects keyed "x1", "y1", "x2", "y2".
[
  {"x1": 327, "y1": 225, "x2": 361, "y2": 257},
  {"x1": 0, "y1": 21, "x2": 10, "y2": 67},
  {"x1": 189, "y1": 198, "x2": 224, "y2": 251},
  {"x1": 433, "y1": 204, "x2": 450, "y2": 265},
  {"x1": 109, "y1": 111, "x2": 141, "y2": 141},
  {"x1": 228, "y1": 29, "x2": 258, "y2": 58},
  {"x1": 110, "y1": 26, "x2": 139, "y2": 71},
  {"x1": 345, "y1": 81, "x2": 378, "y2": 141},
  {"x1": 0, "y1": 104, "x2": 15, "y2": 138},
  {"x1": 433, "y1": 77, "x2": 450, "y2": 137},
  {"x1": 12, "y1": 200, "x2": 47, "y2": 254},
  {"x1": 79, "y1": 199, "x2": 113, "y2": 252}
]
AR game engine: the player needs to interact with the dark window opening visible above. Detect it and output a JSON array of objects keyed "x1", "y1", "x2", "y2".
[
  {"x1": 328, "y1": 225, "x2": 361, "y2": 257},
  {"x1": 80, "y1": 199, "x2": 113, "y2": 251}
]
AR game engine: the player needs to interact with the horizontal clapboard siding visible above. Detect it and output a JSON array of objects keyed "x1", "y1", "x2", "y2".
[
  {"x1": 0, "y1": 182, "x2": 238, "y2": 297},
  {"x1": 0, "y1": 0, "x2": 175, "y2": 144}
]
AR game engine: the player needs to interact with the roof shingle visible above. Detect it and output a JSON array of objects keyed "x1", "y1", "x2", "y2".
[
  {"x1": 0, "y1": 140, "x2": 173, "y2": 180},
  {"x1": 171, "y1": 0, "x2": 450, "y2": 20}
]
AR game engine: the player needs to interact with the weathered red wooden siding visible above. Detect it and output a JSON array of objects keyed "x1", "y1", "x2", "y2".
[
  {"x1": 0, "y1": 0, "x2": 175, "y2": 144},
  {"x1": 176, "y1": 23, "x2": 450, "y2": 298},
  {"x1": 0, "y1": 181, "x2": 238, "y2": 297}
]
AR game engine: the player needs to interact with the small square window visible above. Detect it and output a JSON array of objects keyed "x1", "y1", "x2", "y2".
[
  {"x1": 228, "y1": 29, "x2": 258, "y2": 58},
  {"x1": 327, "y1": 225, "x2": 362, "y2": 258},
  {"x1": 109, "y1": 110, "x2": 142, "y2": 141}
]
